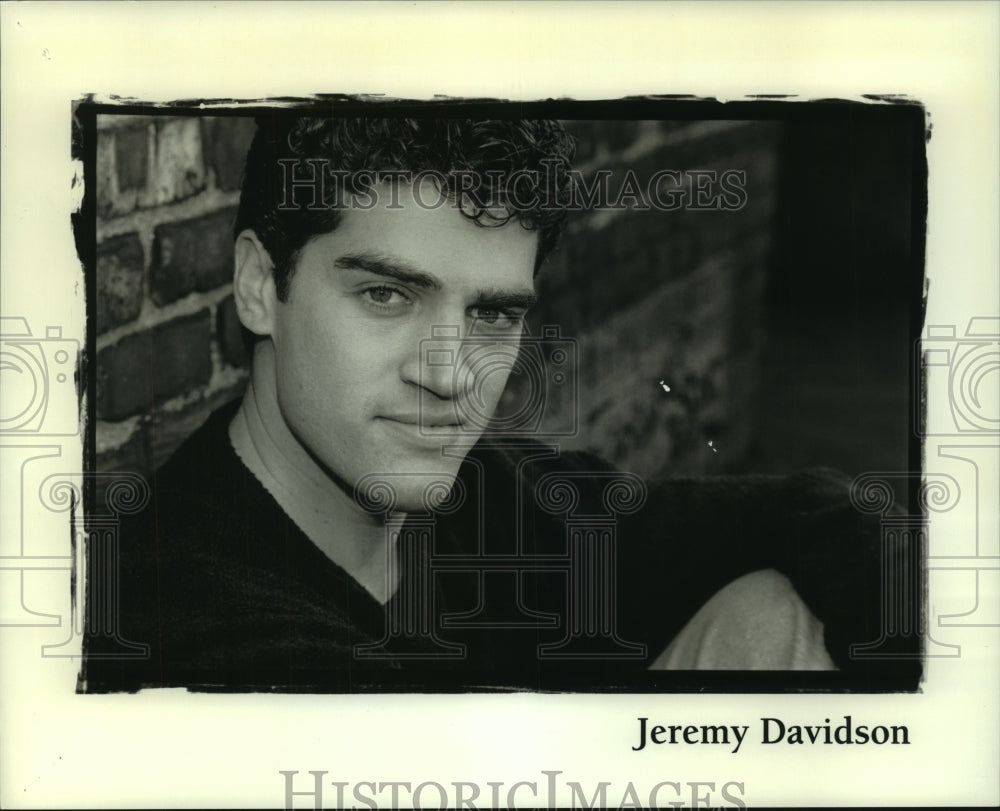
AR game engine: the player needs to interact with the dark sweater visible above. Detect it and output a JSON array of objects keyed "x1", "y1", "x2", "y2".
[{"x1": 83, "y1": 400, "x2": 920, "y2": 692}]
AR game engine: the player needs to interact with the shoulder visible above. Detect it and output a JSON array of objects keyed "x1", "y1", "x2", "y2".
[{"x1": 153, "y1": 398, "x2": 243, "y2": 503}]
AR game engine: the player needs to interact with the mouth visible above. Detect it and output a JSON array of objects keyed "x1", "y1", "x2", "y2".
[{"x1": 377, "y1": 416, "x2": 466, "y2": 434}]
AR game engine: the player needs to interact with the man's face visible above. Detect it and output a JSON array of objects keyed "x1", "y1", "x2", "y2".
[{"x1": 267, "y1": 181, "x2": 539, "y2": 512}]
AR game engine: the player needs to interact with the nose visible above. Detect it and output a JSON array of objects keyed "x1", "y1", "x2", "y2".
[{"x1": 402, "y1": 323, "x2": 463, "y2": 401}]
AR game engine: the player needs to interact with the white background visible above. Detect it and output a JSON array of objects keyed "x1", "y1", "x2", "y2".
[{"x1": 1, "y1": 2, "x2": 998, "y2": 807}]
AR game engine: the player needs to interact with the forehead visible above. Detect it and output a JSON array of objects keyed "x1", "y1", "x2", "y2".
[{"x1": 311, "y1": 180, "x2": 539, "y2": 284}]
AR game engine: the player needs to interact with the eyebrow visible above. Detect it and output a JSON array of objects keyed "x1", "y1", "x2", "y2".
[
  {"x1": 333, "y1": 252, "x2": 538, "y2": 310},
  {"x1": 471, "y1": 287, "x2": 539, "y2": 311},
  {"x1": 333, "y1": 252, "x2": 441, "y2": 290}
]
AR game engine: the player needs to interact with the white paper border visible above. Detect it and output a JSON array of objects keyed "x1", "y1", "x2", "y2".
[{"x1": 1, "y1": 2, "x2": 997, "y2": 807}]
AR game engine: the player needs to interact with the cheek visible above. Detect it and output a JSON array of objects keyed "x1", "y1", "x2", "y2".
[
  {"x1": 276, "y1": 312, "x2": 406, "y2": 414},
  {"x1": 462, "y1": 352, "x2": 517, "y2": 411},
  {"x1": 479, "y1": 341, "x2": 521, "y2": 386},
  {"x1": 483, "y1": 363, "x2": 515, "y2": 398},
  {"x1": 272, "y1": 308, "x2": 348, "y2": 416}
]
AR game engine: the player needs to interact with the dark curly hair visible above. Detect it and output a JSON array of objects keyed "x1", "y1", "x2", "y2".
[{"x1": 235, "y1": 116, "x2": 577, "y2": 300}]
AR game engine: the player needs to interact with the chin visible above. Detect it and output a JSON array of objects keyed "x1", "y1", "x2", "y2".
[{"x1": 352, "y1": 459, "x2": 463, "y2": 515}]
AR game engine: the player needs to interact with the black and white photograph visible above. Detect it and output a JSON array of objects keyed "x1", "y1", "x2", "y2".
[
  {"x1": 79, "y1": 101, "x2": 924, "y2": 694},
  {"x1": 1, "y1": 3, "x2": 997, "y2": 808}
]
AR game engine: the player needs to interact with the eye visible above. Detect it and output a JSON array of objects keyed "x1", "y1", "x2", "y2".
[
  {"x1": 470, "y1": 307, "x2": 524, "y2": 333},
  {"x1": 367, "y1": 286, "x2": 396, "y2": 304},
  {"x1": 359, "y1": 285, "x2": 413, "y2": 314}
]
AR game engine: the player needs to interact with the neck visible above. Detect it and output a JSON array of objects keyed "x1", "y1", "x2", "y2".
[{"x1": 228, "y1": 342, "x2": 399, "y2": 603}]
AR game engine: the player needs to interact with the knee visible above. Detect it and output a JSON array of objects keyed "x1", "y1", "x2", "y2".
[{"x1": 651, "y1": 569, "x2": 835, "y2": 670}]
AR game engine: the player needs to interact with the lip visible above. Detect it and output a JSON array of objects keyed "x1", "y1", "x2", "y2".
[
  {"x1": 376, "y1": 416, "x2": 466, "y2": 441},
  {"x1": 379, "y1": 415, "x2": 463, "y2": 429}
]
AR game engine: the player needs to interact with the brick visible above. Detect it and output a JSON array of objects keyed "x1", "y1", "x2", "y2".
[
  {"x1": 114, "y1": 125, "x2": 148, "y2": 191},
  {"x1": 93, "y1": 420, "x2": 152, "y2": 515},
  {"x1": 563, "y1": 121, "x2": 598, "y2": 163},
  {"x1": 200, "y1": 117, "x2": 255, "y2": 191},
  {"x1": 95, "y1": 116, "x2": 210, "y2": 217},
  {"x1": 150, "y1": 207, "x2": 237, "y2": 305},
  {"x1": 525, "y1": 120, "x2": 779, "y2": 477},
  {"x1": 96, "y1": 309, "x2": 213, "y2": 421},
  {"x1": 97, "y1": 114, "x2": 150, "y2": 131},
  {"x1": 95, "y1": 421, "x2": 148, "y2": 476},
  {"x1": 151, "y1": 118, "x2": 206, "y2": 206},
  {"x1": 526, "y1": 250, "x2": 767, "y2": 479},
  {"x1": 658, "y1": 120, "x2": 695, "y2": 138},
  {"x1": 564, "y1": 120, "x2": 642, "y2": 164},
  {"x1": 146, "y1": 380, "x2": 247, "y2": 471},
  {"x1": 535, "y1": 208, "x2": 700, "y2": 334},
  {"x1": 96, "y1": 120, "x2": 154, "y2": 219},
  {"x1": 216, "y1": 294, "x2": 249, "y2": 368},
  {"x1": 95, "y1": 232, "x2": 145, "y2": 333},
  {"x1": 536, "y1": 134, "x2": 782, "y2": 336},
  {"x1": 96, "y1": 379, "x2": 248, "y2": 482},
  {"x1": 95, "y1": 131, "x2": 117, "y2": 219},
  {"x1": 595, "y1": 120, "x2": 642, "y2": 153}
]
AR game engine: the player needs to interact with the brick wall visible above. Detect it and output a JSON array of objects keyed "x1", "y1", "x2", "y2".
[
  {"x1": 94, "y1": 115, "x2": 781, "y2": 483},
  {"x1": 94, "y1": 115, "x2": 255, "y2": 475},
  {"x1": 516, "y1": 119, "x2": 781, "y2": 480}
]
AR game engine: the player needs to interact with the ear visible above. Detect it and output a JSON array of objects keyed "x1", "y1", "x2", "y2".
[{"x1": 233, "y1": 229, "x2": 278, "y2": 336}]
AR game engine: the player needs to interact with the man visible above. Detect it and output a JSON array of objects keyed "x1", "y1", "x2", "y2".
[{"x1": 84, "y1": 116, "x2": 915, "y2": 691}]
